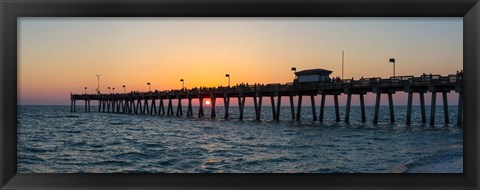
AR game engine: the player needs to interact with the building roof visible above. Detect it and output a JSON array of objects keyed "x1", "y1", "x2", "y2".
[{"x1": 295, "y1": 69, "x2": 333, "y2": 76}]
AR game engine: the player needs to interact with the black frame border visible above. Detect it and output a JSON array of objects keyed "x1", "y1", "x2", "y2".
[{"x1": 1, "y1": 0, "x2": 479, "y2": 189}]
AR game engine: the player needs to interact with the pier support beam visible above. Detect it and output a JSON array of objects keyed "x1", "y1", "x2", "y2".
[
  {"x1": 345, "y1": 94, "x2": 352, "y2": 123},
  {"x1": 457, "y1": 92, "x2": 463, "y2": 126},
  {"x1": 198, "y1": 98, "x2": 204, "y2": 118},
  {"x1": 122, "y1": 100, "x2": 126, "y2": 113},
  {"x1": 159, "y1": 99, "x2": 165, "y2": 115},
  {"x1": 151, "y1": 99, "x2": 157, "y2": 115},
  {"x1": 210, "y1": 97, "x2": 216, "y2": 118},
  {"x1": 289, "y1": 95, "x2": 295, "y2": 120},
  {"x1": 251, "y1": 96, "x2": 261, "y2": 120},
  {"x1": 420, "y1": 92, "x2": 426, "y2": 124},
  {"x1": 319, "y1": 93, "x2": 325, "y2": 122},
  {"x1": 238, "y1": 96, "x2": 245, "y2": 120},
  {"x1": 430, "y1": 91, "x2": 437, "y2": 125},
  {"x1": 257, "y1": 96, "x2": 263, "y2": 120},
  {"x1": 167, "y1": 98, "x2": 173, "y2": 116},
  {"x1": 430, "y1": 91, "x2": 437, "y2": 126},
  {"x1": 360, "y1": 94, "x2": 366, "y2": 122},
  {"x1": 296, "y1": 95, "x2": 302, "y2": 121},
  {"x1": 373, "y1": 93, "x2": 381, "y2": 125},
  {"x1": 107, "y1": 100, "x2": 111, "y2": 113},
  {"x1": 187, "y1": 98, "x2": 193, "y2": 117},
  {"x1": 129, "y1": 100, "x2": 134, "y2": 114},
  {"x1": 276, "y1": 95, "x2": 281, "y2": 121},
  {"x1": 311, "y1": 95, "x2": 317, "y2": 121},
  {"x1": 176, "y1": 98, "x2": 183, "y2": 117},
  {"x1": 334, "y1": 94, "x2": 340, "y2": 122},
  {"x1": 253, "y1": 95, "x2": 259, "y2": 120},
  {"x1": 442, "y1": 92, "x2": 449, "y2": 124},
  {"x1": 98, "y1": 100, "x2": 101, "y2": 112},
  {"x1": 136, "y1": 99, "x2": 142, "y2": 114},
  {"x1": 116, "y1": 100, "x2": 121, "y2": 113},
  {"x1": 269, "y1": 96, "x2": 275, "y2": 121},
  {"x1": 103, "y1": 100, "x2": 107, "y2": 113},
  {"x1": 112, "y1": 100, "x2": 117, "y2": 113},
  {"x1": 224, "y1": 96, "x2": 230, "y2": 119},
  {"x1": 388, "y1": 93, "x2": 395, "y2": 123},
  {"x1": 403, "y1": 88, "x2": 428, "y2": 125},
  {"x1": 73, "y1": 100, "x2": 76, "y2": 112},
  {"x1": 406, "y1": 92, "x2": 413, "y2": 125},
  {"x1": 143, "y1": 99, "x2": 149, "y2": 114},
  {"x1": 125, "y1": 100, "x2": 128, "y2": 114}
]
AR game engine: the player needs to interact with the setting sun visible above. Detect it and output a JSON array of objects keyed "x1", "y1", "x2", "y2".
[{"x1": 205, "y1": 100, "x2": 211, "y2": 105}]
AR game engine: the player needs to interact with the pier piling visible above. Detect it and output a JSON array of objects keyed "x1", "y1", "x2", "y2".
[
  {"x1": 167, "y1": 98, "x2": 173, "y2": 116},
  {"x1": 257, "y1": 96, "x2": 263, "y2": 120},
  {"x1": 253, "y1": 95, "x2": 259, "y2": 120},
  {"x1": 187, "y1": 98, "x2": 193, "y2": 117},
  {"x1": 319, "y1": 93, "x2": 326, "y2": 122},
  {"x1": 345, "y1": 93, "x2": 352, "y2": 122},
  {"x1": 359, "y1": 94, "x2": 366, "y2": 122},
  {"x1": 311, "y1": 95, "x2": 317, "y2": 121},
  {"x1": 289, "y1": 95, "x2": 295, "y2": 120},
  {"x1": 198, "y1": 98, "x2": 204, "y2": 118},
  {"x1": 430, "y1": 91, "x2": 437, "y2": 125},
  {"x1": 373, "y1": 93, "x2": 381, "y2": 125},
  {"x1": 276, "y1": 95, "x2": 281, "y2": 121},
  {"x1": 406, "y1": 92, "x2": 413, "y2": 125},
  {"x1": 457, "y1": 92, "x2": 463, "y2": 126},
  {"x1": 210, "y1": 97, "x2": 216, "y2": 118},
  {"x1": 224, "y1": 96, "x2": 230, "y2": 119},
  {"x1": 442, "y1": 92, "x2": 449, "y2": 124},
  {"x1": 420, "y1": 92, "x2": 426, "y2": 123},
  {"x1": 143, "y1": 99, "x2": 149, "y2": 114},
  {"x1": 269, "y1": 96, "x2": 275, "y2": 121},
  {"x1": 176, "y1": 98, "x2": 183, "y2": 117},
  {"x1": 159, "y1": 99, "x2": 165, "y2": 115},
  {"x1": 334, "y1": 94, "x2": 340, "y2": 122},
  {"x1": 151, "y1": 99, "x2": 157, "y2": 115},
  {"x1": 388, "y1": 92, "x2": 395, "y2": 123},
  {"x1": 296, "y1": 95, "x2": 302, "y2": 121}
]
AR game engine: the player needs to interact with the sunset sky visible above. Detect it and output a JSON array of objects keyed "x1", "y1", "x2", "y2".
[{"x1": 18, "y1": 17, "x2": 462, "y2": 106}]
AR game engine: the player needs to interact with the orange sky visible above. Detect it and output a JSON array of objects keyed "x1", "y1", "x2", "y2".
[{"x1": 18, "y1": 18, "x2": 462, "y2": 105}]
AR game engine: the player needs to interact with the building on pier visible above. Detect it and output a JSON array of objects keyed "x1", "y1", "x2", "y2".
[{"x1": 294, "y1": 68, "x2": 333, "y2": 83}]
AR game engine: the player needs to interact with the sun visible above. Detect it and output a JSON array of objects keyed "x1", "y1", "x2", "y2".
[{"x1": 205, "y1": 100, "x2": 211, "y2": 105}]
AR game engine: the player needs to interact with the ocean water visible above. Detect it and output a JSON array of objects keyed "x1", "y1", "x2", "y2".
[{"x1": 17, "y1": 105, "x2": 463, "y2": 173}]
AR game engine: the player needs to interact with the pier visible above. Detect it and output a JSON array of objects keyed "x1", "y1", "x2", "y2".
[{"x1": 71, "y1": 74, "x2": 463, "y2": 126}]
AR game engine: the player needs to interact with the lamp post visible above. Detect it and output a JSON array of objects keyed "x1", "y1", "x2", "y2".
[
  {"x1": 389, "y1": 58, "x2": 396, "y2": 77},
  {"x1": 112, "y1": 87, "x2": 115, "y2": 94},
  {"x1": 108, "y1": 87, "x2": 111, "y2": 94},
  {"x1": 84, "y1": 87, "x2": 87, "y2": 94},
  {"x1": 96, "y1": 74, "x2": 101, "y2": 94},
  {"x1": 180, "y1": 79, "x2": 184, "y2": 90},
  {"x1": 342, "y1": 51, "x2": 344, "y2": 80},
  {"x1": 122, "y1": 85, "x2": 126, "y2": 93},
  {"x1": 291, "y1": 67, "x2": 297, "y2": 79},
  {"x1": 147, "y1": 82, "x2": 151, "y2": 92},
  {"x1": 225, "y1": 74, "x2": 230, "y2": 87}
]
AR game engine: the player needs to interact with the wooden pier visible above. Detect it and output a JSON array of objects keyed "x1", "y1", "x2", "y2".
[{"x1": 71, "y1": 74, "x2": 463, "y2": 126}]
